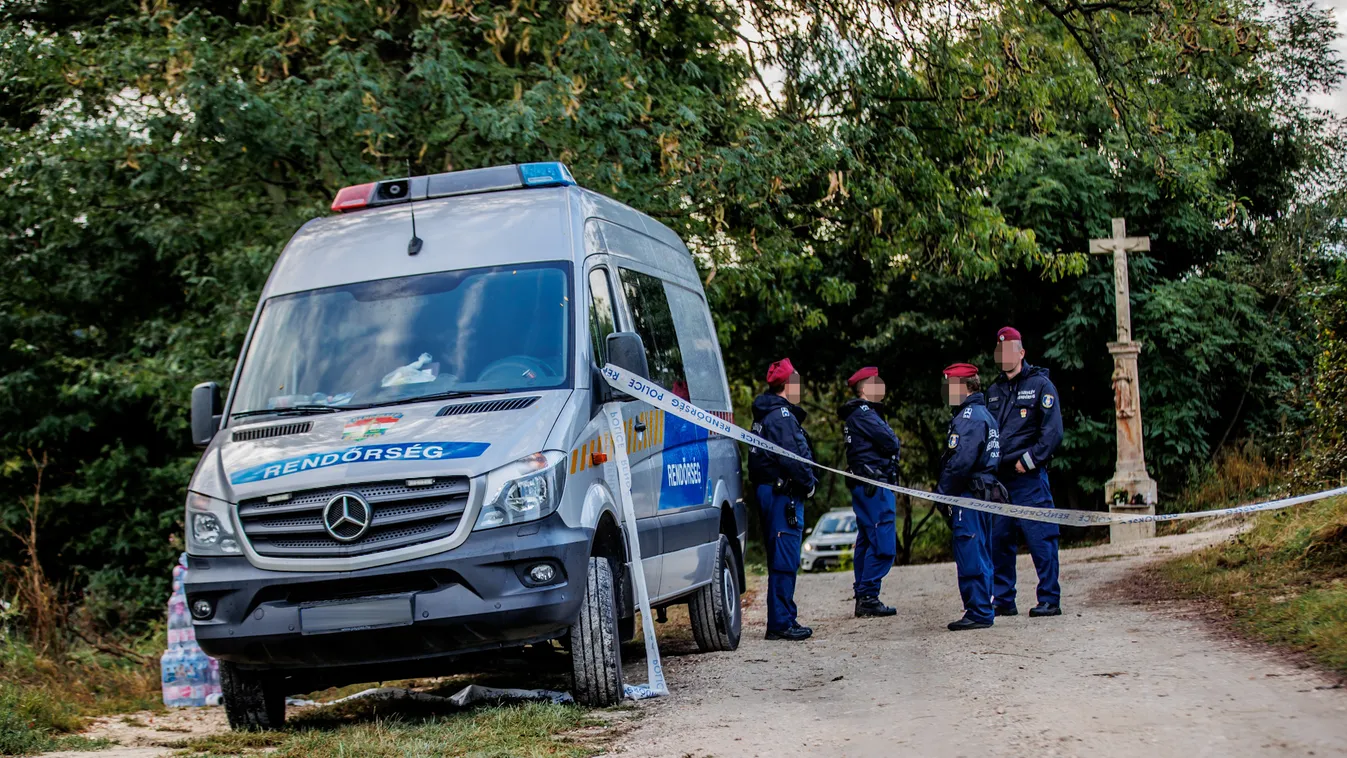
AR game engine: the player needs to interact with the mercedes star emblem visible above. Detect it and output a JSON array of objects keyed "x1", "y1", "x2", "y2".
[{"x1": 322, "y1": 493, "x2": 372, "y2": 543}]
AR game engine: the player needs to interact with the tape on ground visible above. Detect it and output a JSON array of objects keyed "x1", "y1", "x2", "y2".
[
  {"x1": 600, "y1": 364, "x2": 1347, "y2": 527},
  {"x1": 600, "y1": 402, "x2": 668, "y2": 700}
]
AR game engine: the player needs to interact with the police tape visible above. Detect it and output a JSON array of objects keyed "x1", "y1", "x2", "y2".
[
  {"x1": 600, "y1": 402, "x2": 668, "y2": 700},
  {"x1": 599, "y1": 364, "x2": 1347, "y2": 528}
]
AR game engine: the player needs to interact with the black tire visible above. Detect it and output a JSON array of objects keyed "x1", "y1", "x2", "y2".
[
  {"x1": 220, "y1": 661, "x2": 285, "y2": 731},
  {"x1": 689, "y1": 535, "x2": 743, "y2": 652},
  {"x1": 570, "y1": 556, "x2": 623, "y2": 706}
]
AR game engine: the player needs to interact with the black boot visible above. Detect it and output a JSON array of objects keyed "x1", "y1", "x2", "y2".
[
  {"x1": 947, "y1": 616, "x2": 993, "y2": 631},
  {"x1": 765, "y1": 625, "x2": 812, "y2": 641},
  {"x1": 994, "y1": 604, "x2": 1019, "y2": 617},
  {"x1": 1029, "y1": 603, "x2": 1062, "y2": 617},
  {"x1": 855, "y1": 596, "x2": 897, "y2": 618}
]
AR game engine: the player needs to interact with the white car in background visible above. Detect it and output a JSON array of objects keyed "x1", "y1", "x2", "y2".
[{"x1": 800, "y1": 509, "x2": 858, "y2": 572}]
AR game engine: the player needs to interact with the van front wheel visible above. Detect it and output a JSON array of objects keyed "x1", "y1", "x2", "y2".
[
  {"x1": 220, "y1": 661, "x2": 285, "y2": 731},
  {"x1": 570, "y1": 556, "x2": 623, "y2": 706},
  {"x1": 689, "y1": 535, "x2": 743, "y2": 652}
]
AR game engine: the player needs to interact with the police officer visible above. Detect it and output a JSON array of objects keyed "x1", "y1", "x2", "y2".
[
  {"x1": 936, "y1": 363, "x2": 1002, "y2": 631},
  {"x1": 986, "y1": 327, "x2": 1064, "y2": 618},
  {"x1": 748, "y1": 358, "x2": 816, "y2": 641},
  {"x1": 838, "y1": 367, "x2": 900, "y2": 618}
]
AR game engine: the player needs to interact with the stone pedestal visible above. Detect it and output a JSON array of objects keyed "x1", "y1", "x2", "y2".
[
  {"x1": 1107, "y1": 478, "x2": 1157, "y2": 542},
  {"x1": 1105, "y1": 341, "x2": 1157, "y2": 543}
]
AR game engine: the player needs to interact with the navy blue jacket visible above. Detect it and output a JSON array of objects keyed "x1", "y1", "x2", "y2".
[
  {"x1": 986, "y1": 361, "x2": 1063, "y2": 475},
  {"x1": 837, "y1": 399, "x2": 901, "y2": 480},
  {"x1": 936, "y1": 392, "x2": 1001, "y2": 496},
  {"x1": 748, "y1": 393, "x2": 818, "y2": 490}
]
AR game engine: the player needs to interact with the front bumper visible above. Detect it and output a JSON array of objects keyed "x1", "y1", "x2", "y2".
[
  {"x1": 801, "y1": 546, "x2": 852, "y2": 571},
  {"x1": 185, "y1": 512, "x2": 589, "y2": 674}
]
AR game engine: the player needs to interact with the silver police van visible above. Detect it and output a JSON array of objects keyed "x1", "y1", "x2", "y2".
[{"x1": 183, "y1": 163, "x2": 746, "y2": 729}]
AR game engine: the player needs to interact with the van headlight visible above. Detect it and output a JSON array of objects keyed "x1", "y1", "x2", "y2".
[
  {"x1": 186, "y1": 492, "x2": 241, "y2": 556},
  {"x1": 474, "y1": 452, "x2": 567, "y2": 531}
]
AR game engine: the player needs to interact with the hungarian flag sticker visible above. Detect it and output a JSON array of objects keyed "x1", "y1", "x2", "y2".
[{"x1": 342, "y1": 413, "x2": 404, "y2": 442}]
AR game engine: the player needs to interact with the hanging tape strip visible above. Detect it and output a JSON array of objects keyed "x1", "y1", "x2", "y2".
[
  {"x1": 599, "y1": 364, "x2": 1347, "y2": 527},
  {"x1": 600, "y1": 402, "x2": 668, "y2": 699}
]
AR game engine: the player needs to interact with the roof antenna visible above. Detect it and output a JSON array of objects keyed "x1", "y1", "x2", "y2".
[{"x1": 405, "y1": 158, "x2": 423, "y2": 256}]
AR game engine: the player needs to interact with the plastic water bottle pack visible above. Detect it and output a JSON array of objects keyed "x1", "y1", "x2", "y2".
[{"x1": 161, "y1": 553, "x2": 222, "y2": 707}]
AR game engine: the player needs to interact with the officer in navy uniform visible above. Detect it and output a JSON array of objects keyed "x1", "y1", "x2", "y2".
[
  {"x1": 986, "y1": 327, "x2": 1064, "y2": 618},
  {"x1": 936, "y1": 363, "x2": 1002, "y2": 631},
  {"x1": 748, "y1": 358, "x2": 817, "y2": 641},
  {"x1": 837, "y1": 366, "x2": 900, "y2": 618}
]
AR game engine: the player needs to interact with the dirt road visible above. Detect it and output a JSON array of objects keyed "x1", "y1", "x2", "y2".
[{"x1": 604, "y1": 530, "x2": 1347, "y2": 758}]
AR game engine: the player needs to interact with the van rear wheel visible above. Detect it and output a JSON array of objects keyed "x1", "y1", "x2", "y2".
[
  {"x1": 689, "y1": 535, "x2": 742, "y2": 652},
  {"x1": 220, "y1": 661, "x2": 285, "y2": 731},
  {"x1": 570, "y1": 556, "x2": 623, "y2": 706}
]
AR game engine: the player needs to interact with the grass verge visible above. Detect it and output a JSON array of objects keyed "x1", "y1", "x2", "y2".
[
  {"x1": 173, "y1": 701, "x2": 607, "y2": 758},
  {"x1": 0, "y1": 631, "x2": 164, "y2": 755},
  {"x1": 1153, "y1": 495, "x2": 1347, "y2": 675},
  {"x1": 0, "y1": 681, "x2": 114, "y2": 755}
]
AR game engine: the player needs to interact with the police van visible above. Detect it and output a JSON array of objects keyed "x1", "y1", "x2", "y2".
[{"x1": 183, "y1": 163, "x2": 747, "y2": 729}]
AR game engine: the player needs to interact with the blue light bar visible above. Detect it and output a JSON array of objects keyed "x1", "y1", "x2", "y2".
[
  {"x1": 333, "y1": 162, "x2": 578, "y2": 213},
  {"x1": 518, "y1": 162, "x2": 576, "y2": 188}
]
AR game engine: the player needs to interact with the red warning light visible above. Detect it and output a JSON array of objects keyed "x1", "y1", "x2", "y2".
[{"x1": 331, "y1": 183, "x2": 376, "y2": 213}]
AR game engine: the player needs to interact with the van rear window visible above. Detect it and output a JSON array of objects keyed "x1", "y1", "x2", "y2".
[{"x1": 230, "y1": 262, "x2": 572, "y2": 414}]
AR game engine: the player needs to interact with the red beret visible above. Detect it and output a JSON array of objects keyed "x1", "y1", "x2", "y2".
[
  {"x1": 943, "y1": 363, "x2": 979, "y2": 379},
  {"x1": 997, "y1": 326, "x2": 1022, "y2": 343},
  {"x1": 766, "y1": 358, "x2": 796, "y2": 387},
  {"x1": 847, "y1": 366, "x2": 879, "y2": 387}
]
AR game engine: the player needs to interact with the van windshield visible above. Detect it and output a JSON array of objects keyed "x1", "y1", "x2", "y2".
[{"x1": 230, "y1": 262, "x2": 572, "y2": 415}]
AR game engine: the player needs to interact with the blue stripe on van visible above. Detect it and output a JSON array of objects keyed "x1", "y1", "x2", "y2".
[{"x1": 228, "y1": 441, "x2": 490, "y2": 485}]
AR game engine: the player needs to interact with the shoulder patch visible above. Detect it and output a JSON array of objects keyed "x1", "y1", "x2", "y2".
[
  {"x1": 780, "y1": 408, "x2": 792, "y2": 418},
  {"x1": 860, "y1": 404, "x2": 870, "y2": 412},
  {"x1": 1042, "y1": 394, "x2": 1055, "y2": 409},
  {"x1": 947, "y1": 433, "x2": 959, "y2": 449},
  {"x1": 961, "y1": 407, "x2": 972, "y2": 419}
]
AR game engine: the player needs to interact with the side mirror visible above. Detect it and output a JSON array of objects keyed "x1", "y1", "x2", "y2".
[
  {"x1": 191, "y1": 382, "x2": 223, "y2": 448},
  {"x1": 606, "y1": 332, "x2": 649, "y2": 379},
  {"x1": 601, "y1": 332, "x2": 650, "y2": 403}
]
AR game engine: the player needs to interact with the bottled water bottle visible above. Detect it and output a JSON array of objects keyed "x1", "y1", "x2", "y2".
[
  {"x1": 160, "y1": 648, "x2": 194, "y2": 707},
  {"x1": 161, "y1": 554, "x2": 222, "y2": 707}
]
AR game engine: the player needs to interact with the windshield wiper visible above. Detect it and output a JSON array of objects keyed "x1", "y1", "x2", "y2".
[
  {"x1": 231, "y1": 405, "x2": 344, "y2": 419},
  {"x1": 347, "y1": 389, "x2": 512, "y2": 410}
]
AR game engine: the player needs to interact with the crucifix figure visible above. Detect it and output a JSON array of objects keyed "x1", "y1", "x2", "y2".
[{"x1": 1089, "y1": 218, "x2": 1158, "y2": 542}]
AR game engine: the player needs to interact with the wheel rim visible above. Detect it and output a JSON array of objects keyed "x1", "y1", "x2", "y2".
[{"x1": 722, "y1": 563, "x2": 740, "y2": 634}]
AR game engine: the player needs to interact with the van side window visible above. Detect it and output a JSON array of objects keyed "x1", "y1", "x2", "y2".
[
  {"x1": 588, "y1": 268, "x2": 617, "y2": 366},
  {"x1": 618, "y1": 268, "x2": 688, "y2": 398},
  {"x1": 664, "y1": 284, "x2": 730, "y2": 408}
]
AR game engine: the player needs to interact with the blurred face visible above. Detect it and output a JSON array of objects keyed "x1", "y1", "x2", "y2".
[
  {"x1": 944, "y1": 377, "x2": 970, "y2": 406},
  {"x1": 995, "y1": 339, "x2": 1025, "y2": 372},
  {"x1": 783, "y1": 374, "x2": 803, "y2": 404},
  {"x1": 858, "y1": 376, "x2": 886, "y2": 403}
]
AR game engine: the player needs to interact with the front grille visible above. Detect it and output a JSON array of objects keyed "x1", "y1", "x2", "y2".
[
  {"x1": 232, "y1": 422, "x2": 312, "y2": 442},
  {"x1": 237, "y1": 478, "x2": 470, "y2": 559}
]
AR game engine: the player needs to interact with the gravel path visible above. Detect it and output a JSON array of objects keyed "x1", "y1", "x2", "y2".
[{"x1": 603, "y1": 529, "x2": 1347, "y2": 758}]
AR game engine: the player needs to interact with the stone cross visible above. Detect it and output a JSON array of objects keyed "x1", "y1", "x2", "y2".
[
  {"x1": 1088, "y1": 218, "x2": 1149, "y2": 342},
  {"x1": 1089, "y1": 218, "x2": 1158, "y2": 542}
]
